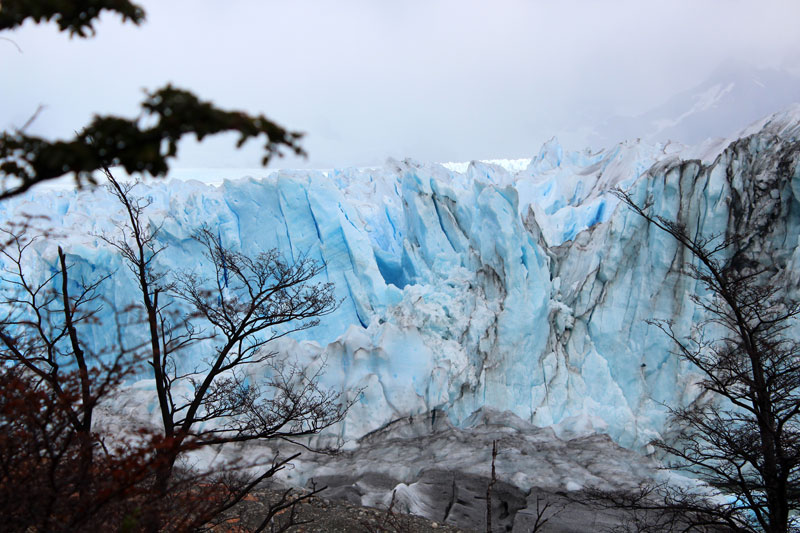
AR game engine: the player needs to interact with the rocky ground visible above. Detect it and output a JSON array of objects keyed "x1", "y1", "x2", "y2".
[
  {"x1": 224, "y1": 488, "x2": 475, "y2": 533},
  {"x1": 224, "y1": 486, "x2": 631, "y2": 533},
  {"x1": 217, "y1": 409, "x2": 660, "y2": 532}
]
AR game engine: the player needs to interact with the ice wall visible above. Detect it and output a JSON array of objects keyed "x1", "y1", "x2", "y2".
[{"x1": 3, "y1": 106, "x2": 800, "y2": 449}]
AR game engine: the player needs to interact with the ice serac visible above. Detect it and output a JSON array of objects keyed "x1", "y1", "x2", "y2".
[
  {"x1": 546, "y1": 108, "x2": 800, "y2": 447},
  {"x1": 3, "y1": 106, "x2": 800, "y2": 450}
]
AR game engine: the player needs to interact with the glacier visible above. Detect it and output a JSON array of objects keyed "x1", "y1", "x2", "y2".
[{"x1": 2, "y1": 105, "x2": 800, "y2": 458}]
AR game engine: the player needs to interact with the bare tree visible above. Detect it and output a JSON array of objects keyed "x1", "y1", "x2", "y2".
[
  {"x1": 482, "y1": 440, "x2": 560, "y2": 533},
  {"x1": 604, "y1": 189, "x2": 800, "y2": 533},
  {"x1": 0, "y1": 361, "x2": 324, "y2": 533},
  {"x1": 99, "y1": 169, "x2": 348, "y2": 531},
  {"x1": 0, "y1": 229, "x2": 126, "y2": 505},
  {"x1": 2, "y1": 3, "x2": 341, "y2": 529},
  {"x1": 0, "y1": 171, "x2": 350, "y2": 531},
  {"x1": 0, "y1": 228, "x2": 183, "y2": 532},
  {"x1": 527, "y1": 495, "x2": 560, "y2": 533},
  {"x1": 486, "y1": 439, "x2": 498, "y2": 533}
]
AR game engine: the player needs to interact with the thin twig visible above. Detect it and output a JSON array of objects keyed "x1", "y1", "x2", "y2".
[{"x1": 0, "y1": 36, "x2": 23, "y2": 53}]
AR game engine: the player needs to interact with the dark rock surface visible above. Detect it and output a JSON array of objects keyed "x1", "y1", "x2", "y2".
[
  {"x1": 242, "y1": 409, "x2": 661, "y2": 532},
  {"x1": 230, "y1": 488, "x2": 476, "y2": 533},
  {"x1": 230, "y1": 485, "x2": 636, "y2": 532}
]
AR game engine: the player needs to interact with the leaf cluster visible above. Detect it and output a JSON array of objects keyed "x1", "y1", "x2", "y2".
[
  {"x1": 0, "y1": 86, "x2": 305, "y2": 200},
  {"x1": 0, "y1": 0, "x2": 145, "y2": 37}
]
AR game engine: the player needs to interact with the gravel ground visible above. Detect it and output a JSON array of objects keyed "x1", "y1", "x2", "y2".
[{"x1": 223, "y1": 489, "x2": 477, "y2": 533}]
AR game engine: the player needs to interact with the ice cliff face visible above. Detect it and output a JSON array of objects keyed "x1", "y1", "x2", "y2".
[{"x1": 3, "y1": 106, "x2": 800, "y2": 450}]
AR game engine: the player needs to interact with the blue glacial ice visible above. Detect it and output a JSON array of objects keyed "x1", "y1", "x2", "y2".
[{"x1": 3, "y1": 105, "x2": 800, "y2": 451}]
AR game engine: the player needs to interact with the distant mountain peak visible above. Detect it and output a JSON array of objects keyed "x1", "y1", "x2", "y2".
[{"x1": 588, "y1": 64, "x2": 800, "y2": 148}]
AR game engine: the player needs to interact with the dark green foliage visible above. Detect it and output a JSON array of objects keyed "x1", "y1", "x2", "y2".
[
  {"x1": 1, "y1": 2, "x2": 306, "y2": 200},
  {"x1": 0, "y1": 85, "x2": 305, "y2": 200},
  {"x1": 0, "y1": 0, "x2": 145, "y2": 37}
]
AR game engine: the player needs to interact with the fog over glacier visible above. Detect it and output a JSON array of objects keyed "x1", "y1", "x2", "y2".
[{"x1": 3, "y1": 1, "x2": 800, "y2": 169}]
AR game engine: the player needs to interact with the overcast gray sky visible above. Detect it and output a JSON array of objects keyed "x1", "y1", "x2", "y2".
[{"x1": 3, "y1": 0, "x2": 800, "y2": 171}]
